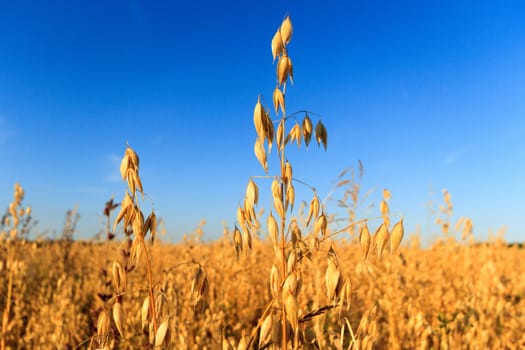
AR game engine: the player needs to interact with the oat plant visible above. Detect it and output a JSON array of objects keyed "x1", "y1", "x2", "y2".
[
  {"x1": 89, "y1": 146, "x2": 208, "y2": 349},
  {"x1": 232, "y1": 16, "x2": 405, "y2": 350},
  {"x1": 90, "y1": 146, "x2": 168, "y2": 349},
  {"x1": 0, "y1": 183, "x2": 33, "y2": 350}
]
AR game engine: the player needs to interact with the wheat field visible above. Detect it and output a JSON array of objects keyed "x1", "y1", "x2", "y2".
[{"x1": 1, "y1": 15, "x2": 524, "y2": 350}]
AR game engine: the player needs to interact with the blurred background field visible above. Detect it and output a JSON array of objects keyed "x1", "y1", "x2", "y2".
[{"x1": 1, "y1": 231, "x2": 524, "y2": 349}]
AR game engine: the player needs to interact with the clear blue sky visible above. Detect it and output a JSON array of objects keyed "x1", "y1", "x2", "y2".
[{"x1": 1, "y1": 1, "x2": 524, "y2": 243}]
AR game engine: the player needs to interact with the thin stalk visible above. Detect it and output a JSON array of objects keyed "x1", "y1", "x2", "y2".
[
  {"x1": 280, "y1": 210, "x2": 287, "y2": 349},
  {"x1": 284, "y1": 110, "x2": 324, "y2": 121},
  {"x1": 279, "y1": 126, "x2": 288, "y2": 349},
  {"x1": 140, "y1": 236, "x2": 158, "y2": 336}
]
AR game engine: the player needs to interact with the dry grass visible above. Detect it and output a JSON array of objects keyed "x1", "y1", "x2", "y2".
[{"x1": 0, "y1": 237, "x2": 524, "y2": 348}]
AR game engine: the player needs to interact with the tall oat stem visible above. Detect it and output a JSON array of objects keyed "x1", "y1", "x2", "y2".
[
  {"x1": 280, "y1": 180, "x2": 288, "y2": 348},
  {"x1": 140, "y1": 234, "x2": 158, "y2": 334},
  {"x1": 279, "y1": 88, "x2": 288, "y2": 350}
]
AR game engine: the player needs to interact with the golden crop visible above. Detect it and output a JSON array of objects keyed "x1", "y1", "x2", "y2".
[{"x1": 0, "y1": 236, "x2": 524, "y2": 349}]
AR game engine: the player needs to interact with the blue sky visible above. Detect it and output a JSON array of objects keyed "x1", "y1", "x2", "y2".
[{"x1": 1, "y1": 1, "x2": 524, "y2": 243}]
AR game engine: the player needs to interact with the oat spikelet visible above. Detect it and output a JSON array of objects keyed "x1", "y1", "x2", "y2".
[
  {"x1": 253, "y1": 97, "x2": 265, "y2": 140},
  {"x1": 284, "y1": 293, "x2": 298, "y2": 336},
  {"x1": 276, "y1": 119, "x2": 285, "y2": 152},
  {"x1": 97, "y1": 311, "x2": 110, "y2": 337},
  {"x1": 390, "y1": 219, "x2": 404, "y2": 254},
  {"x1": 113, "y1": 302, "x2": 125, "y2": 338},
  {"x1": 280, "y1": 16, "x2": 293, "y2": 46},
  {"x1": 268, "y1": 212, "x2": 279, "y2": 249},
  {"x1": 155, "y1": 320, "x2": 169, "y2": 347},
  {"x1": 132, "y1": 209, "x2": 144, "y2": 237},
  {"x1": 277, "y1": 54, "x2": 293, "y2": 86},
  {"x1": 131, "y1": 236, "x2": 144, "y2": 266},
  {"x1": 326, "y1": 250, "x2": 341, "y2": 303},
  {"x1": 314, "y1": 120, "x2": 328, "y2": 150},
  {"x1": 284, "y1": 161, "x2": 293, "y2": 186},
  {"x1": 263, "y1": 109, "x2": 275, "y2": 153},
  {"x1": 114, "y1": 192, "x2": 133, "y2": 230},
  {"x1": 132, "y1": 171, "x2": 143, "y2": 197},
  {"x1": 271, "y1": 179, "x2": 284, "y2": 218},
  {"x1": 283, "y1": 270, "x2": 300, "y2": 297},
  {"x1": 236, "y1": 206, "x2": 246, "y2": 230},
  {"x1": 273, "y1": 86, "x2": 285, "y2": 115},
  {"x1": 141, "y1": 296, "x2": 150, "y2": 331},
  {"x1": 286, "y1": 249, "x2": 297, "y2": 274},
  {"x1": 290, "y1": 218, "x2": 302, "y2": 244},
  {"x1": 359, "y1": 224, "x2": 372, "y2": 260},
  {"x1": 190, "y1": 266, "x2": 209, "y2": 306},
  {"x1": 112, "y1": 260, "x2": 127, "y2": 293},
  {"x1": 259, "y1": 313, "x2": 274, "y2": 348},
  {"x1": 302, "y1": 114, "x2": 313, "y2": 147},
  {"x1": 243, "y1": 197, "x2": 255, "y2": 226},
  {"x1": 254, "y1": 137, "x2": 268, "y2": 173},
  {"x1": 286, "y1": 183, "x2": 295, "y2": 212},
  {"x1": 233, "y1": 226, "x2": 243, "y2": 257},
  {"x1": 125, "y1": 146, "x2": 139, "y2": 170},
  {"x1": 271, "y1": 29, "x2": 284, "y2": 62},
  {"x1": 119, "y1": 154, "x2": 129, "y2": 180},
  {"x1": 271, "y1": 178, "x2": 282, "y2": 200},
  {"x1": 273, "y1": 194, "x2": 285, "y2": 218},
  {"x1": 314, "y1": 212, "x2": 327, "y2": 237},
  {"x1": 144, "y1": 210, "x2": 157, "y2": 239},
  {"x1": 306, "y1": 194, "x2": 320, "y2": 226},
  {"x1": 126, "y1": 168, "x2": 136, "y2": 196},
  {"x1": 375, "y1": 223, "x2": 389, "y2": 257},
  {"x1": 285, "y1": 122, "x2": 301, "y2": 148},
  {"x1": 243, "y1": 229, "x2": 252, "y2": 251},
  {"x1": 269, "y1": 264, "x2": 280, "y2": 297},
  {"x1": 246, "y1": 179, "x2": 259, "y2": 207}
]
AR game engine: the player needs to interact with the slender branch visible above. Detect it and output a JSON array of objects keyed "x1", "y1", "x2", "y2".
[
  {"x1": 250, "y1": 175, "x2": 279, "y2": 180},
  {"x1": 291, "y1": 177, "x2": 316, "y2": 192},
  {"x1": 286, "y1": 110, "x2": 325, "y2": 120},
  {"x1": 270, "y1": 110, "x2": 325, "y2": 124}
]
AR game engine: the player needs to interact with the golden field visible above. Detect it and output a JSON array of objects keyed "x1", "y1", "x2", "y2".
[{"x1": 0, "y1": 234, "x2": 524, "y2": 349}]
